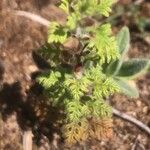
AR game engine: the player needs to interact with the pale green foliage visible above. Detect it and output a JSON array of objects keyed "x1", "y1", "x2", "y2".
[
  {"x1": 104, "y1": 27, "x2": 150, "y2": 98},
  {"x1": 48, "y1": 22, "x2": 67, "y2": 43},
  {"x1": 64, "y1": 75, "x2": 91, "y2": 100},
  {"x1": 116, "y1": 26, "x2": 130, "y2": 55},
  {"x1": 38, "y1": 0, "x2": 121, "y2": 144},
  {"x1": 114, "y1": 78, "x2": 139, "y2": 98},
  {"x1": 59, "y1": 0, "x2": 69, "y2": 14},
  {"x1": 65, "y1": 101, "x2": 91, "y2": 122},
  {"x1": 98, "y1": 0, "x2": 115, "y2": 17},
  {"x1": 88, "y1": 99, "x2": 112, "y2": 117},
  {"x1": 38, "y1": 70, "x2": 61, "y2": 89},
  {"x1": 72, "y1": 0, "x2": 114, "y2": 17},
  {"x1": 66, "y1": 13, "x2": 79, "y2": 30},
  {"x1": 88, "y1": 24, "x2": 119, "y2": 63}
]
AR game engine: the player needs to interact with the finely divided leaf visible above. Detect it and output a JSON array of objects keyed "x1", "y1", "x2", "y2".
[
  {"x1": 98, "y1": 0, "x2": 114, "y2": 17},
  {"x1": 73, "y1": 0, "x2": 114, "y2": 17},
  {"x1": 48, "y1": 22, "x2": 67, "y2": 44},
  {"x1": 66, "y1": 13, "x2": 78, "y2": 30},
  {"x1": 88, "y1": 24, "x2": 119, "y2": 64},
  {"x1": 59, "y1": 0, "x2": 69, "y2": 14}
]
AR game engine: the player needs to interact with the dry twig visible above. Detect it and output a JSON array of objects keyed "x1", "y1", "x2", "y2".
[
  {"x1": 113, "y1": 108, "x2": 150, "y2": 135},
  {"x1": 23, "y1": 130, "x2": 33, "y2": 150},
  {"x1": 15, "y1": 11, "x2": 49, "y2": 27}
]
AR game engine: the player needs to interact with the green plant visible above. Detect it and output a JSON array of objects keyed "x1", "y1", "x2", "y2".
[
  {"x1": 104, "y1": 26, "x2": 150, "y2": 98},
  {"x1": 37, "y1": 0, "x2": 149, "y2": 145}
]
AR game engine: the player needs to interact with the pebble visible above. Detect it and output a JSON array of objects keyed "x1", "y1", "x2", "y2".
[
  {"x1": 2, "y1": 52, "x2": 6, "y2": 57},
  {"x1": 28, "y1": 65, "x2": 38, "y2": 72},
  {"x1": 123, "y1": 134, "x2": 129, "y2": 140},
  {"x1": 128, "y1": 111, "x2": 137, "y2": 117},
  {"x1": 100, "y1": 141, "x2": 106, "y2": 146},
  {"x1": 14, "y1": 56, "x2": 19, "y2": 63},
  {"x1": 145, "y1": 36, "x2": 150, "y2": 45},
  {"x1": 136, "y1": 100, "x2": 142, "y2": 107},
  {"x1": 142, "y1": 106, "x2": 148, "y2": 114}
]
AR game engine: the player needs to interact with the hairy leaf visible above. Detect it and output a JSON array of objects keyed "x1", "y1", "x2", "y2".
[
  {"x1": 116, "y1": 59, "x2": 150, "y2": 79},
  {"x1": 117, "y1": 26, "x2": 130, "y2": 55},
  {"x1": 114, "y1": 78, "x2": 139, "y2": 98},
  {"x1": 105, "y1": 26, "x2": 130, "y2": 76}
]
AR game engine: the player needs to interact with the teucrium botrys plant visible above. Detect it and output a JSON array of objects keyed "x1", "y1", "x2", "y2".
[{"x1": 38, "y1": 0, "x2": 121, "y2": 144}]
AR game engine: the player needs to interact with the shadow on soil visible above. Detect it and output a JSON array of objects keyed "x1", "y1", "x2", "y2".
[{"x1": 0, "y1": 49, "x2": 63, "y2": 146}]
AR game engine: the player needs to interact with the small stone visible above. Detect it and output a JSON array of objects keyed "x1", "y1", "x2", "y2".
[
  {"x1": 100, "y1": 141, "x2": 106, "y2": 146},
  {"x1": 2, "y1": 52, "x2": 6, "y2": 57},
  {"x1": 123, "y1": 134, "x2": 129, "y2": 140},
  {"x1": 145, "y1": 36, "x2": 150, "y2": 45},
  {"x1": 132, "y1": 112, "x2": 137, "y2": 117},
  {"x1": 127, "y1": 111, "x2": 137, "y2": 117},
  {"x1": 14, "y1": 56, "x2": 19, "y2": 63},
  {"x1": 28, "y1": 65, "x2": 38, "y2": 72},
  {"x1": 143, "y1": 106, "x2": 148, "y2": 114},
  {"x1": 136, "y1": 100, "x2": 142, "y2": 107}
]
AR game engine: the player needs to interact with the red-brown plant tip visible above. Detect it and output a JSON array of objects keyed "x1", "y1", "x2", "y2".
[
  {"x1": 80, "y1": 17, "x2": 96, "y2": 27},
  {"x1": 89, "y1": 118, "x2": 113, "y2": 140},
  {"x1": 74, "y1": 65, "x2": 83, "y2": 73},
  {"x1": 74, "y1": 65, "x2": 83, "y2": 79}
]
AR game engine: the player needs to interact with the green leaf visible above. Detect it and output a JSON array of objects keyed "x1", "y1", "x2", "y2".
[
  {"x1": 66, "y1": 13, "x2": 78, "y2": 30},
  {"x1": 114, "y1": 78, "x2": 139, "y2": 98},
  {"x1": 48, "y1": 22, "x2": 67, "y2": 44},
  {"x1": 116, "y1": 59, "x2": 150, "y2": 79},
  {"x1": 88, "y1": 24, "x2": 119, "y2": 64},
  {"x1": 73, "y1": 0, "x2": 114, "y2": 17},
  {"x1": 59, "y1": 0, "x2": 69, "y2": 14},
  {"x1": 98, "y1": 0, "x2": 114, "y2": 17},
  {"x1": 105, "y1": 60, "x2": 118, "y2": 75},
  {"x1": 105, "y1": 27, "x2": 130, "y2": 76},
  {"x1": 117, "y1": 26, "x2": 130, "y2": 55},
  {"x1": 37, "y1": 70, "x2": 61, "y2": 89}
]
